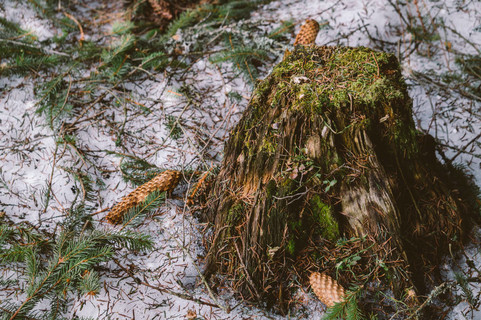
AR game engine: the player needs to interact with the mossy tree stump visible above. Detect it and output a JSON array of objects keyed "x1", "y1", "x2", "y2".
[{"x1": 202, "y1": 46, "x2": 478, "y2": 312}]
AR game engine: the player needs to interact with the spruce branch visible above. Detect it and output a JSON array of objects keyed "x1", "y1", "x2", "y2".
[
  {"x1": 0, "y1": 39, "x2": 69, "y2": 57},
  {"x1": 0, "y1": 221, "x2": 152, "y2": 319},
  {"x1": 120, "y1": 190, "x2": 167, "y2": 229},
  {"x1": 322, "y1": 287, "x2": 366, "y2": 320}
]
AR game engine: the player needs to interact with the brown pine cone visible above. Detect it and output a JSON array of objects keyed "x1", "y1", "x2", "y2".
[
  {"x1": 148, "y1": 0, "x2": 173, "y2": 20},
  {"x1": 294, "y1": 19, "x2": 320, "y2": 46},
  {"x1": 106, "y1": 170, "x2": 181, "y2": 225},
  {"x1": 309, "y1": 272, "x2": 345, "y2": 307}
]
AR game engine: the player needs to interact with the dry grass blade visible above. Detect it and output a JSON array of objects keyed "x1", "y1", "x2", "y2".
[
  {"x1": 309, "y1": 272, "x2": 345, "y2": 307},
  {"x1": 294, "y1": 19, "x2": 320, "y2": 46},
  {"x1": 106, "y1": 170, "x2": 181, "y2": 224},
  {"x1": 187, "y1": 170, "x2": 212, "y2": 206}
]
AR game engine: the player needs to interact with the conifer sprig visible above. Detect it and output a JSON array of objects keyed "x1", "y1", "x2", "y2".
[
  {"x1": 322, "y1": 288, "x2": 366, "y2": 320},
  {"x1": 0, "y1": 219, "x2": 153, "y2": 320},
  {"x1": 120, "y1": 190, "x2": 167, "y2": 228},
  {"x1": 210, "y1": 42, "x2": 269, "y2": 84},
  {"x1": 35, "y1": 72, "x2": 75, "y2": 131},
  {"x1": 119, "y1": 158, "x2": 162, "y2": 186}
]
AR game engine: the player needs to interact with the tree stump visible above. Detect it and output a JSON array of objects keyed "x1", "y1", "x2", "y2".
[{"x1": 201, "y1": 46, "x2": 478, "y2": 313}]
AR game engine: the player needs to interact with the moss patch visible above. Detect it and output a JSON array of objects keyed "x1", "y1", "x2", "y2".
[
  {"x1": 243, "y1": 46, "x2": 417, "y2": 161},
  {"x1": 310, "y1": 194, "x2": 339, "y2": 241},
  {"x1": 227, "y1": 202, "x2": 244, "y2": 225},
  {"x1": 287, "y1": 238, "x2": 296, "y2": 256}
]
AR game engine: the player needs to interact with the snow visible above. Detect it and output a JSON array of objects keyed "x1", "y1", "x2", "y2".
[
  {"x1": 0, "y1": 0, "x2": 481, "y2": 318},
  {"x1": 0, "y1": 0, "x2": 54, "y2": 41}
]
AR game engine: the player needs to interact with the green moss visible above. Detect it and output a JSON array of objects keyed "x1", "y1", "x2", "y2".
[
  {"x1": 276, "y1": 46, "x2": 405, "y2": 112},
  {"x1": 310, "y1": 194, "x2": 339, "y2": 241},
  {"x1": 287, "y1": 238, "x2": 296, "y2": 256},
  {"x1": 282, "y1": 46, "x2": 414, "y2": 157},
  {"x1": 266, "y1": 178, "x2": 304, "y2": 256},
  {"x1": 238, "y1": 46, "x2": 416, "y2": 166},
  {"x1": 227, "y1": 202, "x2": 244, "y2": 225},
  {"x1": 266, "y1": 179, "x2": 278, "y2": 198},
  {"x1": 224, "y1": 202, "x2": 245, "y2": 241},
  {"x1": 261, "y1": 129, "x2": 279, "y2": 154},
  {"x1": 288, "y1": 219, "x2": 302, "y2": 231}
]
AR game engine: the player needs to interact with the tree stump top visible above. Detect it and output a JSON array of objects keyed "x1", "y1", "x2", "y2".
[{"x1": 226, "y1": 46, "x2": 417, "y2": 197}]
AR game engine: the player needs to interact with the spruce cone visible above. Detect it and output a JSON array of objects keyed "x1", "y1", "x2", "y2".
[
  {"x1": 294, "y1": 19, "x2": 320, "y2": 46},
  {"x1": 106, "y1": 170, "x2": 181, "y2": 225},
  {"x1": 309, "y1": 272, "x2": 345, "y2": 307},
  {"x1": 148, "y1": 0, "x2": 173, "y2": 20}
]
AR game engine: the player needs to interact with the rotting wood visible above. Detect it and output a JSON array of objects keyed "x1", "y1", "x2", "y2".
[{"x1": 200, "y1": 45, "x2": 479, "y2": 316}]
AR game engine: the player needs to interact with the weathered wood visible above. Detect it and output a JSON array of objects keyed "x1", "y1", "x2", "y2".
[{"x1": 201, "y1": 46, "x2": 478, "y2": 312}]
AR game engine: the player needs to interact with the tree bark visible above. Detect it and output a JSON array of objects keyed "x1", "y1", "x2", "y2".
[{"x1": 201, "y1": 46, "x2": 478, "y2": 313}]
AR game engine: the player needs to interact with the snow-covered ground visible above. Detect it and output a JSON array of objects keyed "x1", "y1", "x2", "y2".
[{"x1": 1, "y1": 0, "x2": 480, "y2": 318}]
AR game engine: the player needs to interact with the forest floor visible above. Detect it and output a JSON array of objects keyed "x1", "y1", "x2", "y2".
[{"x1": 0, "y1": 0, "x2": 481, "y2": 319}]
